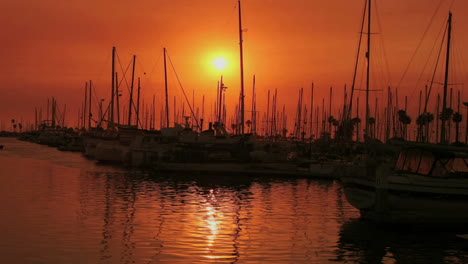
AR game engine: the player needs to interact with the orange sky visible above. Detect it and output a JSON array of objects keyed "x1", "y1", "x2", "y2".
[{"x1": 1, "y1": 0, "x2": 467, "y2": 130}]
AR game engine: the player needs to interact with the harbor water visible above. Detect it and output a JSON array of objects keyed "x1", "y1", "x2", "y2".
[{"x1": 0, "y1": 138, "x2": 466, "y2": 264}]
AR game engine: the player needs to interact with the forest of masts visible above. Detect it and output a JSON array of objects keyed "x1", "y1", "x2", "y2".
[
  {"x1": 21, "y1": 75, "x2": 468, "y2": 146},
  {"x1": 4, "y1": 2, "x2": 467, "y2": 147},
  {"x1": 12, "y1": 32, "x2": 467, "y2": 147}
]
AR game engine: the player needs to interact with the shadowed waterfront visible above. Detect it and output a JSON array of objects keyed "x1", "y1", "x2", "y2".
[{"x1": 0, "y1": 138, "x2": 466, "y2": 264}]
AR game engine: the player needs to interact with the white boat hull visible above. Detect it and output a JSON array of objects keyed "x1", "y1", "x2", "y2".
[{"x1": 341, "y1": 170, "x2": 468, "y2": 223}]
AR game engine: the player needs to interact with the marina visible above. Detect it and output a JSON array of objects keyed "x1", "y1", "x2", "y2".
[
  {"x1": 1, "y1": 0, "x2": 468, "y2": 263},
  {"x1": 0, "y1": 138, "x2": 467, "y2": 263}
]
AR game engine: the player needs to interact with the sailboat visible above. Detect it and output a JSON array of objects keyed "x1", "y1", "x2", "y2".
[
  {"x1": 340, "y1": 7, "x2": 468, "y2": 223},
  {"x1": 142, "y1": 1, "x2": 316, "y2": 176}
]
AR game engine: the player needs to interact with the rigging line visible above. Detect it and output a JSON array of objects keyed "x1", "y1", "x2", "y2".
[
  {"x1": 198, "y1": 2, "x2": 238, "y2": 49},
  {"x1": 136, "y1": 57, "x2": 146, "y2": 77},
  {"x1": 395, "y1": 0, "x2": 446, "y2": 91},
  {"x1": 453, "y1": 36, "x2": 468, "y2": 96},
  {"x1": 373, "y1": 0, "x2": 392, "y2": 88},
  {"x1": 414, "y1": 18, "x2": 447, "y2": 102},
  {"x1": 116, "y1": 54, "x2": 133, "y2": 95},
  {"x1": 425, "y1": 25, "x2": 447, "y2": 113},
  {"x1": 165, "y1": 52, "x2": 200, "y2": 129},
  {"x1": 448, "y1": 0, "x2": 455, "y2": 11},
  {"x1": 94, "y1": 51, "x2": 112, "y2": 85},
  {"x1": 222, "y1": 1, "x2": 239, "y2": 29},
  {"x1": 147, "y1": 49, "x2": 163, "y2": 78},
  {"x1": 346, "y1": 0, "x2": 367, "y2": 121},
  {"x1": 452, "y1": 24, "x2": 467, "y2": 79},
  {"x1": 211, "y1": 2, "x2": 239, "y2": 46},
  {"x1": 90, "y1": 83, "x2": 103, "y2": 109},
  {"x1": 370, "y1": 58, "x2": 385, "y2": 96}
]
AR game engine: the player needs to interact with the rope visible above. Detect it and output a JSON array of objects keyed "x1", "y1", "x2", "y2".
[
  {"x1": 414, "y1": 17, "x2": 447, "y2": 104},
  {"x1": 374, "y1": 0, "x2": 392, "y2": 88},
  {"x1": 395, "y1": 0, "x2": 445, "y2": 91},
  {"x1": 147, "y1": 49, "x2": 163, "y2": 78},
  {"x1": 166, "y1": 51, "x2": 200, "y2": 130},
  {"x1": 116, "y1": 53, "x2": 133, "y2": 95},
  {"x1": 425, "y1": 25, "x2": 447, "y2": 112},
  {"x1": 346, "y1": 0, "x2": 367, "y2": 121}
]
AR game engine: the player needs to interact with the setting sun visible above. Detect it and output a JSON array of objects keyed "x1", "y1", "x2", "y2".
[{"x1": 213, "y1": 57, "x2": 228, "y2": 71}]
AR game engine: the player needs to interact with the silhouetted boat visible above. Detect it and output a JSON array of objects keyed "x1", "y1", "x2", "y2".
[
  {"x1": 341, "y1": 141, "x2": 468, "y2": 223},
  {"x1": 340, "y1": 7, "x2": 468, "y2": 223}
]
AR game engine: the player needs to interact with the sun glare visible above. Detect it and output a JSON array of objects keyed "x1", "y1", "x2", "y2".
[{"x1": 213, "y1": 57, "x2": 227, "y2": 71}]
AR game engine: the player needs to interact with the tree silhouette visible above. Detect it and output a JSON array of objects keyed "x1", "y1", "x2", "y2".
[
  {"x1": 398, "y1": 110, "x2": 412, "y2": 140},
  {"x1": 417, "y1": 112, "x2": 434, "y2": 142},
  {"x1": 453, "y1": 112, "x2": 462, "y2": 143},
  {"x1": 440, "y1": 108, "x2": 453, "y2": 143}
]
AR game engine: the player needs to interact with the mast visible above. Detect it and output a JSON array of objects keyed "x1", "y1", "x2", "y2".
[
  {"x1": 329, "y1": 86, "x2": 333, "y2": 134},
  {"x1": 201, "y1": 95, "x2": 205, "y2": 131},
  {"x1": 111, "y1": 47, "x2": 116, "y2": 127},
  {"x1": 164, "y1": 48, "x2": 170, "y2": 128},
  {"x1": 440, "y1": 12, "x2": 452, "y2": 144},
  {"x1": 88, "y1": 80, "x2": 92, "y2": 129},
  {"x1": 238, "y1": 0, "x2": 245, "y2": 135},
  {"x1": 137, "y1": 77, "x2": 141, "y2": 128},
  {"x1": 83, "y1": 82, "x2": 87, "y2": 129},
  {"x1": 346, "y1": 1, "x2": 367, "y2": 123},
  {"x1": 217, "y1": 76, "x2": 227, "y2": 124},
  {"x1": 266, "y1": 90, "x2": 270, "y2": 136},
  {"x1": 365, "y1": 0, "x2": 372, "y2": 140},
  {"x1": 128, "y1": 55, "x2": 136, "y2": 126},
  {"x1": 47, "y1": 98, "x2": 50, "y2": 127},
  {"x1": 152, "y1": 95, "x2": 156, "y2": 130},
  {"x1": 115, "y1": 72, "x2": 120, "y2": 124},
  {"x1": 252, "y1": 75, "x2": 256, "y2": 134},
  {"x1": 310, "y1": 83, "x2": 314, "y2": 139},
  {"x1": 272, "y1": 89, "x2": 278, "y2": 137}
]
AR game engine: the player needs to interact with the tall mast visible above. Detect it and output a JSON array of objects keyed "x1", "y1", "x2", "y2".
[
  {"x1": 115, "y1": 72, "x2": 120, "y2": 124},
  {"x1": 440, "y1": 12, "x2": 452, "y2": 144},
  {"x1": 47, "y1": 98, "x2": 50, "y2": 127},
  {"x1": 218, "y1": 75, "x2": 225, "y2": 123},
  {"x1": 164, "y1": 48, "x2": 170, "y2": 128},
  {"x1": 266, "y1": 90, "x2": 270, "y2": 136},
  {"x1": 128, "y1": 55, "x2": 136, "y2": 126},
  {"x1": 111, "y1": 47, "x2": 116, "y2": 127},
  {"x1": 252, "y1": 75, "x2": 256, "y2": 134},
  {"x1": 152, "y1": 95, "x2": 156, "y2": 130},
  {"x1": 365, "y1": 0, "x2": 371, "y2": 140},
  {"x1": 346, "y1": 1, "x2": 367, "y2": 123},
  {"x1": 310, "y1": 83, "x2": 314, "y2": 139},
  {"x1": 238, "y1": 0, "x2": 245, "y2": 135},
  {"x1": 329, "y1": 86, "x2": 333, "y2": 134},
  {"x1": 88, "y1": 80, "x2": 92, "y2": 129},
  {"x1": 137, "y1": 77, "x2": 141, "y2": 127},
  {"x1": 83, "y1": 82, "x2": 88, "y2": 129}
]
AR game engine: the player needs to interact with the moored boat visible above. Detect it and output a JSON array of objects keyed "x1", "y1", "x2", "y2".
[{"x1": 341, "y1": 141, "x2": 468, "y2": 223}]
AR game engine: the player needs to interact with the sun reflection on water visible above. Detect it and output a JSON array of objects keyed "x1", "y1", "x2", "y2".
[
  {"x1": 205, "y1": 190, "x2": 221, "y2": 247},
  {"x1": 2, "y1": 139, "x2": 465, "y2": 264}
]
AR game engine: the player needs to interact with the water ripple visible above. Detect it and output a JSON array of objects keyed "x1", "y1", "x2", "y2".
[{"x1": 0, "y1": 138, "x2": 467, "y2": 263}]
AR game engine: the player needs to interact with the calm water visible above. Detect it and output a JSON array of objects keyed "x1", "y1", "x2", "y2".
[{"x1": 0, "y1": 138, "x2": 467, "y2": 264}]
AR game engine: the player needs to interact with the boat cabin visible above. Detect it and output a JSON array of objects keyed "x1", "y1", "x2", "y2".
[{"x1": 395, "y1": 146, "x2": 468, "y2": 177}]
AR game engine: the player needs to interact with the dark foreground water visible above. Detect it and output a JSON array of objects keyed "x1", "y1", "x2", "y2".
[{"x1": 0, "y1": 138, "x2": 467, "y2": 264}]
